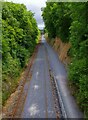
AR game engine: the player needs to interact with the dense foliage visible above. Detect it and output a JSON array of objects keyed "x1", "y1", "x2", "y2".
[
  {"x1": 2, "y1": 2, "x2": 39, "y2": 104},
  {"x1": 42, "y1": 2, "x2": 88, "y2": 117},
  {"x1": 42, "y1": 2, "x2": 71, "y2": 42}
]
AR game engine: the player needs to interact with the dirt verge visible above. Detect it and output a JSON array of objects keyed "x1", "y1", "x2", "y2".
[
  {"x1": 2, "y1": 44, "x2": 40, "y2": 118},
  {"x1": 46, "y1": 36, "x2": 71, "y2": 67}
]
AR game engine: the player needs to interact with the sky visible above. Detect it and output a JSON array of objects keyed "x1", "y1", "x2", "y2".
[{"x1": 5, "y1": 0, "x2": 47, "y2": 29}]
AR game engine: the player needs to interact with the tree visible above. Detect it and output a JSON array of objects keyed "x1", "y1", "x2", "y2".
[{"x1": 2, "y1": 2, "x2": 39, "y2": 104}]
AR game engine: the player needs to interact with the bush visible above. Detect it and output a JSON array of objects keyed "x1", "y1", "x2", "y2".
[
  {"x1": 43, "y1": 2, "x2": 88, "y2": 117},
  {"x1": 2, "y1": 2, "x2": 39, "y2": 104}
]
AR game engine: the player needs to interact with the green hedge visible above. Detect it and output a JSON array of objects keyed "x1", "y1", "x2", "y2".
[
  {"x1": 2, "y1": 2, "x2": 39, "y2": 104},
  {"x1": 42, "y1": 2, "x2": 88, "y2": 117}
]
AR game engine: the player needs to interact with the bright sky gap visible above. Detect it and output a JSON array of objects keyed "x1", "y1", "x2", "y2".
[{"x1": 5, "y1": 0, "x2": 47, "y2": 30}]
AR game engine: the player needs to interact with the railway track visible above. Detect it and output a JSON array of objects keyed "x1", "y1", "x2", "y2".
[
  {"x1": 14, "y1": 43, "x2": 63, "y2": 119},
  {"x1": 20, "y1": 43, "x2": 62, "y2": 118},
  {"x1": 45, "y1": 46, "x2": 66, "y2": 119},
  {"x1": 49, "y1": 68, "x2": 67, "y2": 118},
  {"x1": 3, "y1": 37, "x2": 83, "y2": 118}
]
